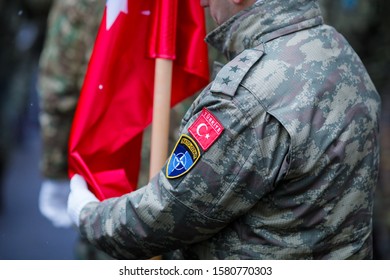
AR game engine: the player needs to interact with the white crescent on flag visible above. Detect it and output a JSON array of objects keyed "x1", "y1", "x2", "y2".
[{"x1": 106, "y1": 0, "x2": 128, "y2": 30}]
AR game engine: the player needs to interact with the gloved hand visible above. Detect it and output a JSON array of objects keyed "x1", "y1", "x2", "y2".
[
  {"x1": 67, "y1": 174, "x2": 99, "y2": 227},
  {"x1": 39, "y1": 179, "x2": 73, "y2": 228}
]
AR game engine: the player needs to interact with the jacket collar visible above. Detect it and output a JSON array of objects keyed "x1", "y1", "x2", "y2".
[{"x1": 205, "y1": 0, "x2": 324, "y2": 60}]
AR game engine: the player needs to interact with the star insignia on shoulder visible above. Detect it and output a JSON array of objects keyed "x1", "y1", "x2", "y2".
[
  {"x1": 230, "y1": 65, "x2": 239, "y2": 73},
  {"x1": 239, "y1": 56, "x2": 249, "y2": 63},
  {"x1": 222, "y1": 76, "x2": 232, "y2": 85}
]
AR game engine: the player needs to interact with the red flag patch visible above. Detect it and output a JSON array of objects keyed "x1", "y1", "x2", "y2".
[{"x1": 188, "y1": 108, "x2": 224, "y2": 151}]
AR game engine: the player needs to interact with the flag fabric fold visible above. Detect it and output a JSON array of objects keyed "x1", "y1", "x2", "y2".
[{"x1": 68, "y1": 0, "x2": 209, "y2": 201}]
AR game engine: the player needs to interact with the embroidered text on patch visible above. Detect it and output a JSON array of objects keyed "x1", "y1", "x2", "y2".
[
  {"x1": 166, "y1": 134, "x2": 201, "y2": 179},
  {"x1": 188, "y1": 107, "x2": 224, "y2": 151}
]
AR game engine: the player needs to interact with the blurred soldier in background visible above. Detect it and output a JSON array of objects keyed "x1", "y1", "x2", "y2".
[
  {"x1": 320, "y1": 0, "x2": 390, "y2": 259},
  {"x1": 37, "y1": 0, "x2": 110, "y2": 259}
]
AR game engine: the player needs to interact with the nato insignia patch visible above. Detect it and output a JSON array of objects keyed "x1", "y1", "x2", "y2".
[{"x1": 166, "y1": 134, "x2": 201, "y2": 179}]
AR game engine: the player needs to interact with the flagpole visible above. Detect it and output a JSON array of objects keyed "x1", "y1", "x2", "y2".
[
  {"x1": 148, "y1": 58, "x2": 173, "y2": 261},
  {"x1": 149, "y1": 58, "x2": 173, "y2": 179}
]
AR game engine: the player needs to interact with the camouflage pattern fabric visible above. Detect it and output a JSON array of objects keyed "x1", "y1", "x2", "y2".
[
  {"x1": 38, "y1": 0, "x2": 103, "y2": 179},
  {"x1": 78, "y1": 0, "x2": 381, "y2": 259},
  {"x1": 319, "y1": 0, "x2": 390, "y2": 90},
  {"x1": 319, "y1": 0, "x2": 390, "y2": 259}
]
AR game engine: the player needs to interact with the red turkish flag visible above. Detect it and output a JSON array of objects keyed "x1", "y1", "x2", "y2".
[{"x1": 68, "y1": 0, "x2": 209, "y2": 201}]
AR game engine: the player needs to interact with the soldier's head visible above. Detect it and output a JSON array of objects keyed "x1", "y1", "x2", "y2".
[{"x1": 200, "y1": 0, "x2": 257, "y2": 25}]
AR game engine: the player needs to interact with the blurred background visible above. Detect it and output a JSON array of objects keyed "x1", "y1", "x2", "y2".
[{"x1": 0, "y1": 0, "x2": 389, "y2": 260}]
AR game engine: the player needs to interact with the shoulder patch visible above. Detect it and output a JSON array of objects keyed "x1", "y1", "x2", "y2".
[
  {"x1": 166, "y1": 134, "x2": 201, "y2": 179},
  {"x1": 189, "y1": 107, "x2": 224, "y2": 151},
  {"x1": 210, "y1": 45, "x2": 265, "y2": 97}
]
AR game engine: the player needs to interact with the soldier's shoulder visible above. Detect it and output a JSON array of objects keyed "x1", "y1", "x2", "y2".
[{"x1": 210, "y1": 45, "x2": 265, "y2": 97}]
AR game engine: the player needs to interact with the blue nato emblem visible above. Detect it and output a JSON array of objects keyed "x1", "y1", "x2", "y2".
[{"x1": 166, "y1": 134, "x2": 201, "y2": 179}]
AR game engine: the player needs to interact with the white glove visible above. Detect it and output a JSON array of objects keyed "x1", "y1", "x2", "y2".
[
  {"x1": 39, "y1": 179, "x2": 73, "y2": 228},
  {"x1": 67, "y1": 174, "x2": 99, "y2": 227}
]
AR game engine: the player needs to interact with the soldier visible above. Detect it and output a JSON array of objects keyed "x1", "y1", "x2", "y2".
[
  {"x1": 37, "y1": 0, "x2": 110, "y2": 259},
  {"x1": 38, "y1": 0, "x2": 103, "y2": 226},
  {"x1": 67, "y1": 0, "x2": 381, "y2": 259}
]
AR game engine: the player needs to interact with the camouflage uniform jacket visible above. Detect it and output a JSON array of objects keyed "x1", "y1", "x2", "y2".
[{"x1": 79, "y1": 0, "x2": 381, "y2": 259}]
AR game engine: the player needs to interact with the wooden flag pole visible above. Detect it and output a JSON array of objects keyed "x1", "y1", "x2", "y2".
[
  {"x1": 149, "y1": 58, "x2": 173, "y2": 179},
  {"x1": 148, "y1": 58, "x2": 173, "y2": 260}
]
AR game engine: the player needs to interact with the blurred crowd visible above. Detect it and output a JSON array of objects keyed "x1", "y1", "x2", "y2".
[{"x1": 0, "y1": 0, "x2": 389, "y2": 259}]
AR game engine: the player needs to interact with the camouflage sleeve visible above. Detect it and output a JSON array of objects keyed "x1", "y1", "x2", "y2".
[
  {"x1": 38, "y1": 0, "x2": 103, "y2": 178},
  {"x1": 78, "y1": 86, "x2": 291, "y2": 259}
]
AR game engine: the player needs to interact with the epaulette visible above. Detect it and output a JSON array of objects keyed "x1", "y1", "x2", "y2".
[{"x1": 210, "y1": 44, "x2": 265, "y2": 97}]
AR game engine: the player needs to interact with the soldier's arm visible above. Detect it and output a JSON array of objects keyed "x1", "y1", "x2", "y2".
[{"x1": 77, "y1": 87, "x2": 291, "y2": 259}]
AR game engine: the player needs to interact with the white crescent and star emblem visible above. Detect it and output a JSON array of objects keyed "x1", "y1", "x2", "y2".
[
  {"x1": 196, "y1": 123, "x2": 210, "y2": 139},
  {"x1": 189, "y1": 108, "x2": 224, "y2": 151}
]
